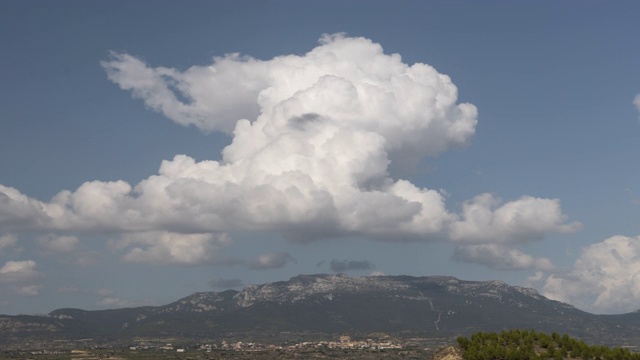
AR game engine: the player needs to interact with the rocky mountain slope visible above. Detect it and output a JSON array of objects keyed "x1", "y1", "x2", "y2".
[{"x1": 2, "y1": 274, "x2": 639, "y2": 346}]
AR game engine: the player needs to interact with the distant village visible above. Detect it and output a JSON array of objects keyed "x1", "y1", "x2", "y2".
[
  {"x1": 124, "y1": 335, "x2": 404, "y2": 353},
  {"x1": 4, "y1": 336, "x2": 450, "y2": 359}
]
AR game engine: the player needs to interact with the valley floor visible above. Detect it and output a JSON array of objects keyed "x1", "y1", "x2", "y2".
[{"x1": 0, "y1": 347, "x2": 437, "y2": 359}]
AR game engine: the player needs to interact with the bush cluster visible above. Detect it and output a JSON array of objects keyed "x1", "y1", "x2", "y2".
[{"x1": 457, "y1": 330, "x2": 639, "y2": 360}]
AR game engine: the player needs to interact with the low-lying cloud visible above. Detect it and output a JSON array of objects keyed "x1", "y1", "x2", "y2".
[
  {"x1": 248, "y1": 252, "x2": 296, "y2": 270},
  {"x1": 208, "y1": 278, "x2": 244, "y2": 289},
  {"x1": 329, "y1": 259, "x2": 376, "y2": 272}
]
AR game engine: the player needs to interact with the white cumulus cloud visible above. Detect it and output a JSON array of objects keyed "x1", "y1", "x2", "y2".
[
  {"x1": 0, "y1": 260, "x2": 42, "y2": 297},
  {"x1": 453, "y1": 244, "x2": 554, "y2": 271},
  {"x1": 0, "y1": 185, "x2": 54, "y2": 231},
  {"x1": 634, "y1": 94, "x2": 640, "y2": 121},
  {"x1": 450, "y1": 194, "x2": 582, "y2": 244},
  {"x1": 0, "y1": 35, "x2": 580, "y2": 271},
  {"x1": 38, "y1": 234, "x2": 80, "y2": 253},
  {"x1": 448, "y1": 193, "x2": 579, "y2": 271},
  {"x1": 543, "y1": 235, "x2": 640, "y2": 314},
  {"x1": 110, "y1": 231, "x2": 232, "y2": 266},
  {"x1": 0, "y1": 234, "x2": 17, "y2": 254},
  {"x1": 0, "y1": 260, "x2": 40, "y2": 283}
]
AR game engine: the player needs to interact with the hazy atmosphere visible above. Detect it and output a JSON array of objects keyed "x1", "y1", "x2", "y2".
[{"x1": 1, "y1": 1, "x2": 640, "y2": 315}]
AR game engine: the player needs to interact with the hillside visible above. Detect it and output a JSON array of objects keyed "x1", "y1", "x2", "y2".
[
  {"x1": 1, "y1": 274, "x2": 640, "y2": 347},
  {"x1": 456, "y1": 330, "x2": 640, "y2": 360}
]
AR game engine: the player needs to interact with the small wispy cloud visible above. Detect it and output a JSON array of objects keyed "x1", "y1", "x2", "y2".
[
  {"x1": 208, "y1": 278, "x2": 244, "y2": 289},
  {"x1": 329, "y1": 259, "x2": 376, "y2": 273},
  {"x1": 0, "y1": 234, "x2": 17, "y2": 255},
  {"x1": 38, "y1": 234, "x2": 79, "y2": 253},
  {"x1": 248, "y1": 252, "x2": 296, "y2": 270}
]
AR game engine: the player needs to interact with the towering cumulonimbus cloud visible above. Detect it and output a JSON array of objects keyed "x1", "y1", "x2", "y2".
[{"x1": 0, "y1": 34, "x2": 580, "y2": 268}]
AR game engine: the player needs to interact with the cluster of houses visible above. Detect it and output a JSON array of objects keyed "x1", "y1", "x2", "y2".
[
  {"x1": 126, "y1": 336, "x2": 403, "y2": 353},
  {"x1": 287, "y1": 336, "x2": 403, "y2": 350},
  {"x1": 206, "y1": 336, "x2": 402, "y2": 352}
]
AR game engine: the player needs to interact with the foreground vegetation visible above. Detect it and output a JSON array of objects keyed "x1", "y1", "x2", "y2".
[{"x1": 457, "y1": 330, "x2": 639, "y2": 360}]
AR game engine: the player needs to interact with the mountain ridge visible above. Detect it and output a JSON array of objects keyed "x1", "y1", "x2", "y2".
[{"x1": 1, "y1": 274, "x2": 639, "y2": 347}]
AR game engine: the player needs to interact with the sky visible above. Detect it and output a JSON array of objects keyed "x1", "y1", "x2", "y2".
[{"x1": 1, "y1": 1, "x2": 640, "y2": 316}]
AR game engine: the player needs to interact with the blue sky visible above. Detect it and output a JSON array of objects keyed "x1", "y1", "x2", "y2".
[{"x1": 1, "y1": 1, "x2": 640, "y2": 315}]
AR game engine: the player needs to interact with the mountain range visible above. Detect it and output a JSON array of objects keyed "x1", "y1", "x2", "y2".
[{"x1": 2, "y1": 274, "x2": 639, "y2": 347}]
